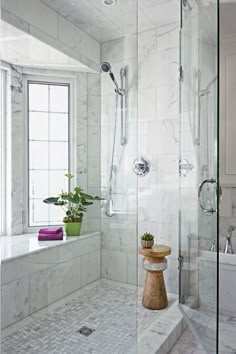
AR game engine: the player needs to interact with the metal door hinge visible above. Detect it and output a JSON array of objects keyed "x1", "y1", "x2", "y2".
[{"x1": 179, "y1": 66, "x2": 184, "y2": 82}]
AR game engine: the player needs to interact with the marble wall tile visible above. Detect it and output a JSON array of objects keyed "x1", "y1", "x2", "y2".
[
  {"x1": 57, "y1": 234, "x2": 101, "y2": 263},
  {"x1": 29, "y1": 257, "x2": 81, "y2": 314},
  {"x1": 81, "y1": 250, "x2": 101, "y2": 287},
  {"x1": 1, "y1": 277, "x2": 30, "y2": 328},
  {"x1": 102, "y1": 249, "x2": 128, "y2": 283},
  {"x1": 1, "y1": 247, "x2": 58, "y2": 285}
]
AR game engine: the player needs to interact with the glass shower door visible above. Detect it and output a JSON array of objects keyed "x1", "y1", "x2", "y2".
[{"x1": 179, "y1": 0, "x2": 219, "y2": 353}]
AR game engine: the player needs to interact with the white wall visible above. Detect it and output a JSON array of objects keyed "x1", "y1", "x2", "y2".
[
  {"x1": 100, "y1": 21, "x2": 180, "y2": 293},
  {"x1": 101, "y1": 35, "x2": 138, "y2": 285},
  {"x1": 138, "y1": 23, "x2": 180, "y2": 293}
]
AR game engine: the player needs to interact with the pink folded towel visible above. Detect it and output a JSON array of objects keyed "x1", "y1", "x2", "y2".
[
  {"x1": 38, "y1": 231, "x2": 63, "y2": 241},
  {"x1": 38, "y1": 227, "x2": 63, "y2": 241},
  {"x1": 39, "y1": 227, "x2": 63, "y2": 235}
]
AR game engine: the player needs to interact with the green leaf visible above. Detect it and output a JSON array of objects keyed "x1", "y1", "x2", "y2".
[
  {"x1": 80, "y1": 192, "x2": 94, "y2": 200},
  {"x1": 81, "y1": 201, "x2": 93, "y2": 206},
  {"x1": 94, "y1": 196, "x2": 104, "y2": 200},
  {"x1": 54, "y1": 201, "x2": 66, "y2": 206},
  {"x1": 43, "y1": 197, "x2": 59, "y2": 204},
  {"x1": 65, "y1": 173, "x2": 74, "y2": 180}
]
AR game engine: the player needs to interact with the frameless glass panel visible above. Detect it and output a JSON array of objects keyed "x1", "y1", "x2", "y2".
[{"x1": 179, "y1": 0, "x2": 219, "y2": 352}]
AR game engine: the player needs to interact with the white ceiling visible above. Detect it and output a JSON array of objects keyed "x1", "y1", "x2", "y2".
[
  {"x1": 0, "y1": 21, "x2": 89, "y2": 71},
  {"x1": 40, "y1": 0, "x2": 179, "y2": 43}
]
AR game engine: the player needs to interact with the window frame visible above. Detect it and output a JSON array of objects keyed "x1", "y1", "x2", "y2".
[{"x1": 23, "y1": 75, "x2": 76, "y2": 232}]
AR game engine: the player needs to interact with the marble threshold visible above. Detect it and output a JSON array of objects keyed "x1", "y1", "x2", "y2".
[{"x1": 1, "y1": 231, "x2": 101, "y2": 262}]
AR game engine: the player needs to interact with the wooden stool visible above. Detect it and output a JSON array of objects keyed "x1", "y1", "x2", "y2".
[{"x1": 139, "y1": 244, "x2": 171, "y2": 310}]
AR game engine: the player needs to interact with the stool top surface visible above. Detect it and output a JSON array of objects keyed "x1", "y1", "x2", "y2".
[{"x1": 139, "y1": 244, "x2": 171, "y2": 258}]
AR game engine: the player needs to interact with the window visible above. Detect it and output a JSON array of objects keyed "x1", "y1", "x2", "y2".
[
  {"x1": 28, "y1": 81, "x2": 70, "y2": 227},
  {"x1": 0, "y1": 70, "x2": 7, "y2": 235}
]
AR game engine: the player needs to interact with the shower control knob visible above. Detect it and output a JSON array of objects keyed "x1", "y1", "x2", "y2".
[{"x1": 133, "y1": 157, "x2": 150, "y2": 177}]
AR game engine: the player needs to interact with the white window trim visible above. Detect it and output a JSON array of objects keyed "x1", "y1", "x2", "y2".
[{"x1": 23, "y1": 74, "x2": 76, "y2": 233}]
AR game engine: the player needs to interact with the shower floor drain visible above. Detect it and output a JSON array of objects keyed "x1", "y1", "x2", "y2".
[{"x1": 76, "y1": 326, "x2": 95, "y2": 337}]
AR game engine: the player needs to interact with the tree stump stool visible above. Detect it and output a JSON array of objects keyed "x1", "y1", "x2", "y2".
[{"x1": 139, "y1": 245, "x2": 171, "y2": 310}]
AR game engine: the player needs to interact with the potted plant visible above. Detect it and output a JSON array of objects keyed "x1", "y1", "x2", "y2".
[
  {"x1": 140, "y1": 232, "x2": 154, "y2": 249},
  {"x1": 43, "y1": 173, "x2": 103, "y2": 236}
]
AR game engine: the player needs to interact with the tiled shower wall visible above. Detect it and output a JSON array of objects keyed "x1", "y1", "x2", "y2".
[
  {"x1": 138, "y1": 23, "x2": 179, "y2": 293},
  {"x1": 101, "y1": 35, "x2": 138, "y2": 285},
  {"x1": 101, "y1": 21, "x2": 180, "y2": 293}
]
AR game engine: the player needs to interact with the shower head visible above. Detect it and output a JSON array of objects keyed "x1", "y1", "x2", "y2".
[
  {"x1": 100, "y1": 61, "x2": 125, "y2": 96},
  {"x1": 100, "y1": 62, "x2": 112, "y2": 73}
]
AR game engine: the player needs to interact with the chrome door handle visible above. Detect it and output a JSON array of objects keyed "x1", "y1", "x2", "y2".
[{"x1": 198, "y1": 178, "x2": 222, "y2": 214}]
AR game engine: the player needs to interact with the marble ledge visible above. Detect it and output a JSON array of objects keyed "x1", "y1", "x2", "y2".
[{"x1": 1, "y1": 231, "x2": 101, "y2": 263}]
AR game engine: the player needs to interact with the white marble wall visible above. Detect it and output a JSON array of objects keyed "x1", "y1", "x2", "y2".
[
  {"x1": 75, "y1": 72, "x2": 101, "y2": 233},
  {"x1": 6, "y1": 64, "x2": 25, "y2": 235},
  {"x1": 100, "y1": 21, "x2": 180, "y2": 293},
  {"x1": 138, "y1": 23, "x2": 180, "y2": 293},
  {"x1": 101, "y1": 34, "x2": 138, "y2": 285},
  {"x1": 1, "y1": 233, "x2": 101, "y2": 329},
  {"x1": 1, "y1": 0, "x2": 100, "y2": 71}
]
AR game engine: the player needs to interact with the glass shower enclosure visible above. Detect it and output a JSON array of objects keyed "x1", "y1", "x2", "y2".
[{"x1": 179, "y1": 0, "x2": 220, "y2": 353}]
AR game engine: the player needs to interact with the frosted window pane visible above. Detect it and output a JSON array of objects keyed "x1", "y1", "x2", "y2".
[
  {"x1": 50, "y1": 142, "x2": 68, "y2": 170},
  {"x1": 49, "y1": 171, "x2": 68, "y2": 196},
  {"x1": 49, "y1": 205, "x2": 64, "y2": 224},
  {"x1": 50, "y1": 85, "x2": 68, "y2": 113},
  {"x1": 29, "y1": 141, "x2": 49, "y2": 169},
  {"x1": 30, "y1": 199, "x2": 49, "y2": 225},
  {"x1": 29, "y1": 171, "x2": 49, "y2": 199},
  {"x1": 29, "y1": 112, "x2": 48, "y2": 140},
  {"x1": 50, "y1": 113, "x2": 68, "y2": 141},
  {"x1": 29, "y1": 84, "x2": 48, "y2": 111}
]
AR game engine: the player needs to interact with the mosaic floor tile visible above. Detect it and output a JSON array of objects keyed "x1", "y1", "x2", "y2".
[{"x1": 2, "y1": 280, "x2": 175, "y2": 354}]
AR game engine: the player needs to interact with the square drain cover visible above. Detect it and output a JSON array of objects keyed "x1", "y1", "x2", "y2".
[{"x1": 77, "y1": 326, "x2": 95, "y2": 337}]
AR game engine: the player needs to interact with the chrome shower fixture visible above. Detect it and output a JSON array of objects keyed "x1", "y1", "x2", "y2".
[
  {"x1": 100, "y1": 61, "x2": 125, "y2": 96},
  {"x1": 103, "y1": 0, "x2": 117, "y2": 6},
  {"x1": 101, "y1": 61, "x2": 127, "y2": 217}
]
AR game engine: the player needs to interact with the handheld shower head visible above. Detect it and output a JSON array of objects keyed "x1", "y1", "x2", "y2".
[
  {"x1": 100, "y1": 61, "x2": 124, "y2": 96},
  {"x1": 100, "y1": 62, "x2": 111, "y2": 73}
]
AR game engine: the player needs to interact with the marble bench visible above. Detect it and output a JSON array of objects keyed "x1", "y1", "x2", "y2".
[{"x1": 1, "y1": 231, "x2": 101, "y2": 329}]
